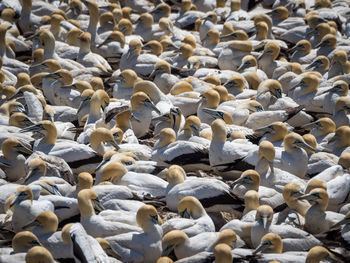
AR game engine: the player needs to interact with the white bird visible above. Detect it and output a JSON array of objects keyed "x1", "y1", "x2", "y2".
[
  {"x1": 105, "y1": 205, "x2": 163, "y2": 263},
  {"x1": 162, "y1": 196, "x2": 215, "y2": 237}
]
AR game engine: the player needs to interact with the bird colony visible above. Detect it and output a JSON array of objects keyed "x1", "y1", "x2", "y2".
[{"x1": 1, "y1": 0, "x2": 350, "y2": 262}]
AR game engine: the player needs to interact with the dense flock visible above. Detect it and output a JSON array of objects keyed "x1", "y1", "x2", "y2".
[{"x1": 1, "y1": 0, "x2": 350, "y2": 262}]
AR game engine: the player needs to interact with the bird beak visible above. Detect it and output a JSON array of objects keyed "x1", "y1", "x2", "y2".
[
  {"x1": 23, "y1": 219, "x2": 40, "y2": 230},
  {"x1": 179, "y1": 209, "x2": 191, "y2": 219},
  {"x1": 237, "y1": 62, "x2": 247, "y2": 72},
  {"x1": 301, "y1": 121, "x2": 319, "y2": 130},
  {"x1": 233, "y1": 177, "x2": 245, "y2": 184},
  {"x1": 77, "y1": 97, "x2": 91, "y2": 114},
  {"x1": 295, "y1": 140, "x2": 316, "y2": 152},
  {"x1": 262, "y1": 216, "x2": 268, "y2": 229},
  {"x1": 314, "y1": 40, "x2": 323, "y2": 48},
  {"x1": 97, "y1": 37, "x2": 111, "y2": 48},
  {"x1": 149, "y1": 68, "x2": 157, "y2": 80},
  {"x1": 108, "y1": 139, "x2": 120, "y2": 151},
  {"x1": 257, "y1": 51, "x2": 265, "y2": 61},
  {"x1": 152, "y1": 114, "x2": 169, "y2": 122},
  {"x1": 95, "y1": 159, "x2": 108, "y2": 172},
  {"x1": 145, "y1": 100, "x2": 161, "y2": 114},
  {"x1": 305, "y1": 59, "x2": 318, "y2": 70},
  {"x1": 20, "y1": 124, "x2": 44, "y2": 134},
  {"x1": 125, "y1": 47, "x2": 135, "y2": 60},
  {"x1": 16, "y1": 143, "x2": 33, "y2": 155},
  {"x1": 40, "y1": 183, "x2": 62, "y2": 196},
  {"x1": 288, "y1": 45, "x2": 297, "y2": 53},
  {"x1": 255, "y1": 125, "x2": 273, "y2": 134},
  {"x1": 297, "y1": 193, "x2": 317, "y2": 201},
  {"x1": 10, "y1": 193, "x2": 25, "y2": 209},
  {"x1": 252, "y1": 242, "x2": 269, "y2": 255},
  {"x1": 202, "y1": 108, "x2": 221, "y2": 119}
]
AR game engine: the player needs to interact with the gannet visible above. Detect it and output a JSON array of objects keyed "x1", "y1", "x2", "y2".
[
  {"x1": 149, "y1": 61, "x2": 180, "y2": 94},
  {"x1": 105, "y1": 205, "x2": 163, "y2": 263},
  {"x1": 152, "y1": 128, "x2": 210, "y2": 171},
  {"x1": 299, "y1": 188, "x2": 345, "y2": 234},
  {"x1": 97, "y1": 162, "x2": 167, "y2": 197},
  {"x1": 232, "y1": 170, "x2": 284, "y2": 208},
  {"x1": 0, "y1": 138, "x2": 32, "y2": 182},
  {"x1": 77, "y1": 32, "x2": 112, "y2": 72},
  {"x1": 165, "y1": 165, "x2": 241, "y2": 212},
  {"x1": 273, "y1": 133, "x2": 315, "y2": 177},
  {"x1": 120, "y1": 39, "x2": 161, "y2": 76},
  {"x1": 209, "y1": 119, "x2": 257, "y2": 175},
  {"x1": 39, "y1": 30, "x2": 84, "y2": 71},
  {"x1": 10, "y1": 185, "x2": 54, "y2": 232},
  {"x1": 162, "y1": 196, "x2": 215, "y2": 237},
  {"x1": 61, "y1": 222, "x2": 109, "y2": 262},
  {"x1": 25, "y1": 246, "x2": 55, "y2": 263},
  {"x1": 162, "y1": 229, "x2": 236, "y2": 259},
  {"x1": 256, "y1": 141, "x2": 306, "y2": 192},
  {"x1": 23, "y1": 211, "x2": 70, "y2": 260},
  {"x1": 78, "y1": 189, "x2": 141, "y2": 237},
  {"x1": 258, "y1": 42, "x2": 287, "y2": 78},
  {"x1": 251, "y1": 205, "x2": 322, "y2": 251},
  {"x1": 20, "y1": 120, "x2": 102, "y2": 174}
]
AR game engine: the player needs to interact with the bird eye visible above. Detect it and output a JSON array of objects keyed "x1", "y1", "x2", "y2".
[
  {"x1": 145, "y1": 98, "x2": 150, "y2": 103},
  {"x1": 294, "y1": 139, "x2": 301, "y2": 143},
  {"x1": 218, "y1": 111, "x2": 224, "y2": 117},
  {"x1": 124, "y1": 161, "x2": 133, "y2": 165},
  {"x1": 164, "y1": 114, "x2": 169, "y2": 118}
]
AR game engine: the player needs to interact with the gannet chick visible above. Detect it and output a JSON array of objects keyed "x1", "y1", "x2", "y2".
[
  {"x1": 165, "y1": 165, "x2": 241, "y2": 212},
  {"x1": 152, "y1": 128, "x2": 210, "y2": 171},
  {"x1": 10, "y1": 185, "x2": 54, "y2": 232},
  {"x1": 162, "y1": 229, "x2": 236, "y2": 259},
  {"x1": 299, "y1": 188, "x2": 345, "y2": 234},
  {"x1": 78, "y1": 189, "x2": 141, "y2": 237},
  {"x1": 162, "y1": 196, "x2": 215, "y2": 237},
  {"x1": 105, "y1": 205, "x2": 163, "y2": 263},
  {"x1": 61, "y1": 222, "x2": 109, "y2": 263},
  {"x1": 251, "y1": 205, "x2": 322, "y2": 251},
  {"x1": 0, "y1": 137, "x2": 32, "y2": 182}
]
